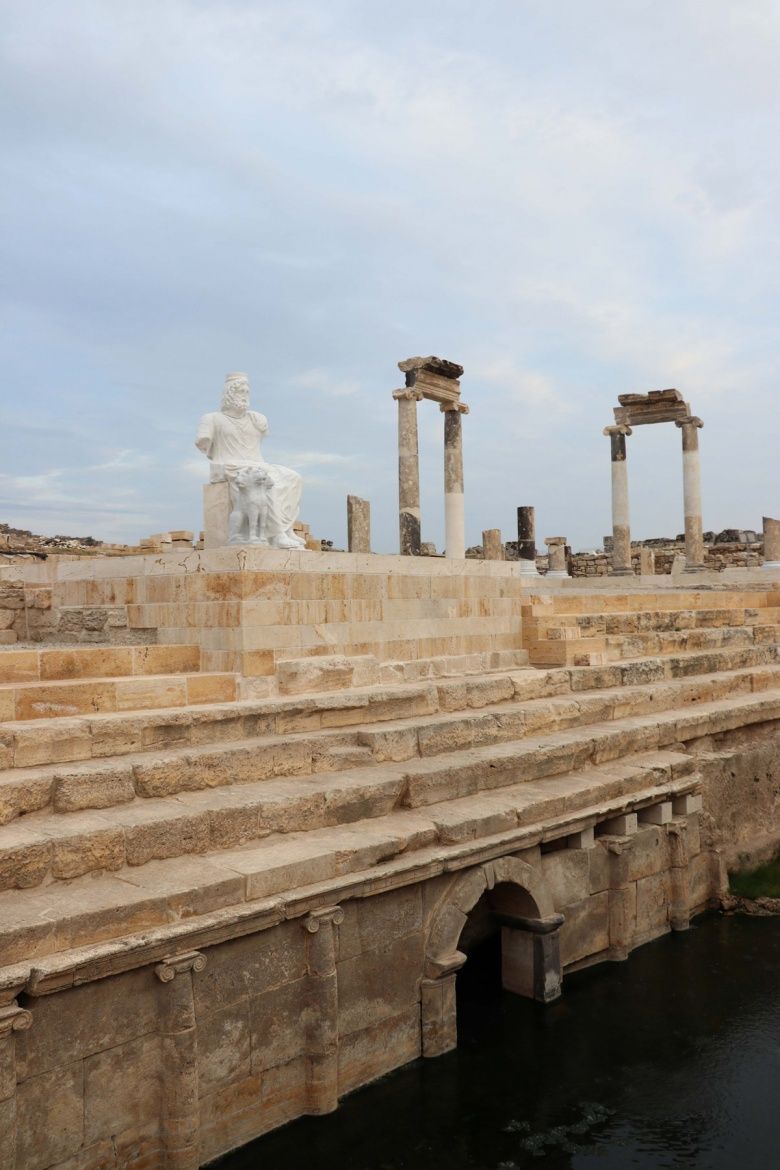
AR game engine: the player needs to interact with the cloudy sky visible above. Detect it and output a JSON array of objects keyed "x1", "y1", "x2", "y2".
[{"x1": 1, "y1": 1, "x2": 779, "y2": 552}]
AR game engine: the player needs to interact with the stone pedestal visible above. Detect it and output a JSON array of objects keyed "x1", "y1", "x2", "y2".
[
  {"x1": 762, "y1": 516, "x2": 780, "y2": 569},
  {"x1": 677, "y1": 418, "x2": 705, "y2": 571},
  {"x1": 442, "y1": 404, "x2": 467, "y2": 560},
  {"x1": 545, "y1": 536, "x2": 568, "y2": 579},
  {"x1": 393, "y1": 389, "x2": 422, "y2": 556},
  {"x1": 500, "y1": 913, "x2": 564, "y2": 1002},
  {"x1": 604, "y1": 426, "x2": 633, "y2": 575},
  {"x1": 347, "y1": 496, "x2": 371, "y2": 554},
  {"x1": 203, "y1": 482, "x2": 231, "y2": 550},
  {"x1": 517, "y1": 506, "x2": 539, "y2": 575},
  {"x1": 639, "y1": 546, "x2": 655, "y2": 575},
  {"x1": 482, "y1": 529, "x2": 504, "y2": 560}
]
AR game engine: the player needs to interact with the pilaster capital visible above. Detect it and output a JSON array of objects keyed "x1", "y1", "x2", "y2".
[
  {"x1": 439, "y1": 401, "x2": 470, "y2": 415},
  {"x1": 155, "y1": 951, "x2": 206, "y2": 983},
  {"x1": 0, "y1": 1001, "x2": 32, "y2": 1037},
  {"x1": 303, "y1": 906, "x2": 344, "y2": 934},
  {"x1": 392, "y1": 388, "x2": 424, "y2": 403},
  {"x1": 603, "y1": 424, "x2": 632, "y2": 437},
  {"x1": 675, "y1": 416, "x2": 703, "y2": 429},
  {"x1": 495, "y1": 912, "x2": 565, "y2": 935},
  {"x1": 423, "y1": 950, "x2": 467, "y2": 980}
]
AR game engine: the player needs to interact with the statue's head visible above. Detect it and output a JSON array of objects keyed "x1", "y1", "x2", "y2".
[{"x1": 222, "y1": 372, "x2": 251, "y2": 415}]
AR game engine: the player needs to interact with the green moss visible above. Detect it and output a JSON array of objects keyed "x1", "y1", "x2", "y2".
[{"x1": 729, "y1": 853, "x2": 780, "y2": 898}]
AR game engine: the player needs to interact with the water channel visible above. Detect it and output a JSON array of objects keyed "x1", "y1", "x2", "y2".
[{"x1": 219, "y1": 914, "x2": 780, "y2": 1169}]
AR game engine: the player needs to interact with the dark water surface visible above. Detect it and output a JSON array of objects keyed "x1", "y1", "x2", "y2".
[{"x1": 220, "y1": 915, "x2": 780, "y2": 1170}]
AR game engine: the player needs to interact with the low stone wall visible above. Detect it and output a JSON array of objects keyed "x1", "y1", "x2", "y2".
[{"x1": 1, "y1": 549, "x2": 526, "y2": 674}]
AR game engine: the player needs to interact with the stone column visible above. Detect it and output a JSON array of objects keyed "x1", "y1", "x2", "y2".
[
  {"x1": 482, "y1": 529, "x2": 504, "y2": 560},
  {"x1": 303, "y1": 906, "x2": 343, "y2": 1115},
  {"x1": 516, "y1": 506, "x2": 539, "y2": 575},
  {"x1": 347, "y1": 495, "x2": 371, "y2": 554},
  {"x1": 393, "y1": 389, "x2": 423, "y2": 555},
  {"x1": 604, "y1": 425, "x2": 633, "y2": 575},
  {"x1": 762, "y1": 516, "x2": 780, "y2": 569},
  {"x1": 676, "y1": 417, "x2": 705, "y2": 571},
  {"x1": 442, "y1": 403, "x2": 468, "y2": 560},
  {"x1": 545, "y1": 536, "x2": 568, "y2": 579},
  {"x1": 605, "y1": 840, "x2": 635, "y2": 960},
  {"x1": 666, "y1": 822, "x2": 691, "y2": 932},
  {"x1": 499, "y1": 913, "x2": 564, "y2": 1003},
  {"x1": 155, "y1": 951, "x2": 206, "y2": 1170},
  {"x1": 0, "y1": 1000, "x2": 32, "y2": 1170}
]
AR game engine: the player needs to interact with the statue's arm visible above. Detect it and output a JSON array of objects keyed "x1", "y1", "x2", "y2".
[
  {"x1": 195, "y1": 413, "x2": 215, "y2": 456},
  {"x1": 248, "y1": 411, "x2": 269, "y2": 436}
]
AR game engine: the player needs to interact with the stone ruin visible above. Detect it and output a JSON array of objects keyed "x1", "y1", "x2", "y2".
[{"x1": 0, "y1": 371, "x2": 778, "y2": 1170}]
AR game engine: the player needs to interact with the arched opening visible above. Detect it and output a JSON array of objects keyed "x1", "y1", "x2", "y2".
[
  {"x1": 421, "y1": 858, "x2": 564, "y2": 1058},
  {"x1": 455, "y1": 882, "x2": 544, "y2": 1010}
]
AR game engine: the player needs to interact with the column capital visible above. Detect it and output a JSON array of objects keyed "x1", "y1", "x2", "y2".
[
  {"x1": 603, "y1": 423, "x2": 632, "y2": 437},
  {"x1": 303, "y1": 906, "x2": 344, "y2": 934},
  {"x1": 675, "y1": 415, "x2": 703, "y2": 429},
  {"x1": 155, "y1": 951, "x2": 206, "y2": 983},
  {"x1": 439, "y1": 401, "x2": 470, "y2": 414},
  {"x1": 392, "y1": 387, "x2": 424, "y2": 402},
  {"x1": 0, "y1": 1001, "x2": 32, "y2": 1037}
]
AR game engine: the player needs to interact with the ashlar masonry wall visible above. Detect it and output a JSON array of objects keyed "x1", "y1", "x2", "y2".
[{"x1": 4, "y1": 802, "x2": 722, "y2": 1170}]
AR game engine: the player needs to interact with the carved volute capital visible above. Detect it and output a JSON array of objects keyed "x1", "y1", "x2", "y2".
[
  {"x1": 603, "y1": 424, "x2": 632, "y2": 437},
  {"x1": 439, "y1": 401, "x2": 470, "y2": 415},
  {"x1": 155, "y1": 951, "x2": 206, "y2": 983},
  {"x1": 0, "y1": 1001, "x2": 32, "y2": 1038},
  {"x1": 303, "y1": 906, "x2": 345, "y2": 934},
  {"x1": 392, "y1": 388, "x2": 424, "y2": 403},
  {"x1": 675, "y1": 416, "x2": 703, "y2": 429}
]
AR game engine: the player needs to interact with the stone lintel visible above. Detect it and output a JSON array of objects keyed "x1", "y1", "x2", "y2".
[
  {"x1": 496, "y1": 912, "x2": 565, "y2": 935},
  {"x1": 398, "y1": 355, "x2": 464, "y2": 379},
  {"x1": 617, "y1": 388, "x2": 683, "y2": 406}
]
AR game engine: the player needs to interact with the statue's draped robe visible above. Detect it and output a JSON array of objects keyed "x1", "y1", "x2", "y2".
[{"x1": 196, "y1": 410, "x2": 303, "y2": 543}]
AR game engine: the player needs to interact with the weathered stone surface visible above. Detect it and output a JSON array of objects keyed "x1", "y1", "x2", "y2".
[{"x1": 16, "y1": 1063, "x2": 84, "y2": 1170}]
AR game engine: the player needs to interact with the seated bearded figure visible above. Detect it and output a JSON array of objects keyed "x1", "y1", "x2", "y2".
[{"x1": 195, "y1": 372, "x2": 306, "y2": 550}]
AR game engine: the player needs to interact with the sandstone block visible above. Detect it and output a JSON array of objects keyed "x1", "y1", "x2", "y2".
[
  {"x1": 83, "y1": 1034, "x2": 160, "y2": 1143},
  {"x1": 16, "y1": 1062, "x2": 84, "y2": 1170},
  {"x1": 198, "y1": 1001, "x2": 252, "y2": 1094}
]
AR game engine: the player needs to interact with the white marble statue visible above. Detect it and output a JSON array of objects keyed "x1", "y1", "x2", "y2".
[
  {"x1": 195, "y1": 372, "x2": 306, "y2": 550},
  {"x1": 228, "y1": 466, "x2": 273, "y2": 545}
]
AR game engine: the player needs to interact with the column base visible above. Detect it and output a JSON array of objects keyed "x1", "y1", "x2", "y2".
[
  {"x1": 545, "y1": 571, "x2": 569, "y2": 579},
  {"x1": 761, "y1": 562, "x2": 780, "y2": 570},
  {"x1": 683, "y1": 563, "x2": 706, "y2": 573},
  {"x1": 517, "y1": 561, "x2": 540, "y2": 576},
  {"x1": 610, "y1": 568, "x2": 635, "y2": 577}
]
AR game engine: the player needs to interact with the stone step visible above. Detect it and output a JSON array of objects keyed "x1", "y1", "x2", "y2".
[
  {"x1": 0, "y1": 670, "x2": 770, "y2": 892},
  {"x1": 525, "y1": 606, "x2": 780, "y2": 635},
  {"x1": 0, "y1": 643, "x2": 201, "y2": 685},
  {"x1": 527, "y1": 623, "x2": 765, "y2": 668},
  {"x1": 1, "y1": 658, "x2": 773, "y2": 826},
  {"x1": 523, "y1": 590, "x2": 773, "y2": 615},
  {"x1": 399, "y1": 688, "x2": 780, "y2": 807},
  {"x1": 356, "y1": 663, "x2": 780, "y2": 763},
  {"x1": 0, "y1": 752, "x2": 699, "y2": 967},
  {"x1": 0, "y1": 681, "x2": 441, "y2": 772},
  {"x1": 525, "y1": 637, "x2": 608, "y2": 666},
  {"x1": 0, "y1": 671, "x2": 237, "y2": 722},
  {"x1": 0, "y1": 642, "x2": 775, "y2": 777}
]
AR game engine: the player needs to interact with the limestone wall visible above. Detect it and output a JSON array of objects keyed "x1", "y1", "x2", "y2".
[
  {"x1": 1, "y1": 550, "x2": 526, "y2": 674},
  {"x1": 5, "y1": 814, "x2": 715, "y2": 1170}
]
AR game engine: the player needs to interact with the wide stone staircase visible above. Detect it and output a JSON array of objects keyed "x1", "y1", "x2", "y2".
[{"x1": 2, "y1": 589, "x2": 779, "y2": 984}]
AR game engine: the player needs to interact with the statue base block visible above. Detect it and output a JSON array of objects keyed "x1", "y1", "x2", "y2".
[{"x1": 203, "y1": 482, "x2": 230, "y2": 549}]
